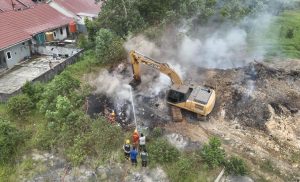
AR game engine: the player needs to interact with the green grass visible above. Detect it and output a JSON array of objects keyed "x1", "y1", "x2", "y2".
[
  {"x1": 0, "y1": 165, "x2": 16, "y2": 182},
  {"x1": 0, "y1": 104, "x2": 7, "y2": 117},
  {"x1": 261, "y1": 9, "x2": 300, "y2": 58},
  {"x1": 146, "y1": 136, "x2": 221, "y2": 182},
  {"x1": 65, "y1": 50, "x2": 97, "y2": 79}
]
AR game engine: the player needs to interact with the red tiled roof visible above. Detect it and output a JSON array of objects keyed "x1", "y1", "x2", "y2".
[
  {"x1": 53, "y1": 0, "x2": 101, "y2": 15},
  {"x1": 0, "y1": 0, "x2": 35, "y2": 11},
  {"x1": 0, "y1": 4, "x2": 72, "y2": 50}
]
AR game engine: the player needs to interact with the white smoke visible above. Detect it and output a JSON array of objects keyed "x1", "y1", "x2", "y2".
[
  {"x1": 145, "y1": 62, "x2": 185, "y2": 96},
  {"x1": 124, "y1": 12, "x2": 277, "y2": 70},
  {"x1": 124, "y1": 35, "x2": 160, "y2": 57},
  {"x1": 87, "y1": 69, "x2": 131, "y2": 101},
  {"x1": 178, "y1": 28, "x2": 248, "y2": 69},
  {"x1": 122, "y1": 1, "x2": 295, "y2": 96}
]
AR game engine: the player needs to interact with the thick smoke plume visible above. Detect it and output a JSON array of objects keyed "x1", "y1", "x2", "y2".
[
  {"x1": 125, "y1": 13, "x2": 275, "y2": 70},
  {"x1": 87, "y1": 65, "x2": 131, "y2": 101},
  {"x1": 123, "y1": 2, "x2": 294, "y2": 97}
]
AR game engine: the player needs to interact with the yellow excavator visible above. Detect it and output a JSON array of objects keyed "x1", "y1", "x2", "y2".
[{"x1": 129, "y1": 50, "x2": 216, "y2": 121}]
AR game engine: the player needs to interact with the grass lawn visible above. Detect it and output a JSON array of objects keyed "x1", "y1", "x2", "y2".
[{"x1": 265, "y1": 9, "x2": 300, "y2": 58}]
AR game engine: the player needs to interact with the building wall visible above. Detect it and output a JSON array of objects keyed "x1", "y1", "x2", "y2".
[
  {"x1": 77, "y1": 15, "x2": 96, "y2": 33},
  {"x1": 4, "y1": 41, "x2": 30, "y2": 69},
  {"x1": 33, "y1": 45, "x2": 80, "y2": 57},
  {"x1": 53, "y1": 26, "x2": 68, "y2": 40}
]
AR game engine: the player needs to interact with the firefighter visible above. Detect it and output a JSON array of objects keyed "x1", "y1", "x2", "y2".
[
  {"x1": 132, "y1": 129, "x2": 139, "y2": 149},
  {"x1": 140, "y1": 149, "x2": 148, "y2": 167},
  {"x1": 123, "y1": 139, "x2": 131, "y2": 160},
  {"x1": 130, "y1": 146, "x2": 138, "y2": 166},
  {"x1": 139, "y1": 133, "x2": 146, "y2": 151},
  {"x1": 109, "y1": 110, "x2": 116, "y2": 123}
]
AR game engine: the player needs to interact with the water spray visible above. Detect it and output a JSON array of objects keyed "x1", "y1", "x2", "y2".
[{"x1": 129, "y1": 86, "x2": 138, "y2": 129}]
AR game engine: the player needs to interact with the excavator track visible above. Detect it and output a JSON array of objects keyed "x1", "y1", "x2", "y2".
[{"x1": 171, "y1": 106, "x2": 183, "y2": 122}]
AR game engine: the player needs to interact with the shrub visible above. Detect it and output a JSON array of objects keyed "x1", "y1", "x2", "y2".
[
  {"x1": 86, "y1": 117, "x2": 124, "y2": 161},
  {"x1": 0, "y1": 118, "x2": 23, "y2": 163},
  {"x1": 148, "y1": 138, "x2": 180, "y2": 164},
  {"x1": 173, "y1": 156, "x2": 193, "y2": 180},
  {"x1": 66, "y1": 135, "x2": 88, "y2": 166},
  {"x1": 286, "y1": 28, "x2": 294, "y2": 39},
  {"x1": 38, "y1": 72, "x2": 80, "y2": 113},
  {"x1": 225, "y1": 156, "x2": 248, "y2": 175},
  {"x1": 22, "y1": 81, "x2": 44, "y2": 104},
  {"x1": 150, "y1": 127, "x2": 163, "y2": 139},
  {"x1": 45, "y1": 96, "x2": 75, "y2": 123},
  {"x1": 95, "y1": 29, "x2": 126, "y2": 64},
  {"x1": 7, "y1": 94, "x2": 34, "y2": 119},
  {"x1": 33, "y1": 121, "x2": 57, "y2": 150},
  {"x1": 77, "y1": 34, "x2": 94, "y2": 49},
  {"x1": 200, "y1": 137, "x2": 225, "y2": 168}
]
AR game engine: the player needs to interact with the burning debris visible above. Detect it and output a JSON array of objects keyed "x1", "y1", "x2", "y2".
[{"x1": 84, "y1": 59, "x2": 299, "y2": 132}]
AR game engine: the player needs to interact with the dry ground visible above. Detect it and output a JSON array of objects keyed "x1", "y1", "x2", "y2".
[{"x1": 165, "y1": 59, "x2": 300, "y2": 181}]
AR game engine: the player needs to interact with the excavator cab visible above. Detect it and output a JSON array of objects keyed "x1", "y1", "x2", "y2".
[{"x1": 167, "y1": 85, "x2": 193, "y2": 104}]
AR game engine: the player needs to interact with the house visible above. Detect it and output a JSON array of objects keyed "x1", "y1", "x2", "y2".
[
  {"x1": 0, "y1": 4, "x2": 72, "y2": 69},
  {"x1": 0, "y1": 0, "x2": 36, "y2": 12},
  {"x1": 48, "y1": 0, "x2": 102, "y2": 32}
]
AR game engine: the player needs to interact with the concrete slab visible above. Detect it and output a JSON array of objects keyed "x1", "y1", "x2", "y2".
[{"x1": 0, "y1": 56, "x2": 66, "y2": 94}]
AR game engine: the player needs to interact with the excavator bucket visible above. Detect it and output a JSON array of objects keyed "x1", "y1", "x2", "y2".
[{"x1": 129, "y1": 79, "x2": 141, "y2": 88}]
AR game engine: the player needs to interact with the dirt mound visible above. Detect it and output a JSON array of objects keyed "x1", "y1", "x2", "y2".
[{"x1": 199, "y1": 61, "x2": 300, "y2": 130}]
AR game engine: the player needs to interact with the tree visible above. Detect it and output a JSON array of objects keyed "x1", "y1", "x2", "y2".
[
  {"x1": 85, "y1": 18, "x2": 98, "y2": 42},
  {"x1": 38, "y1": 71, "x2": 80, "y2": 113},
  {"x1": 45, "y1": 96, "x2": 77, "y2": 124},
  {"x1": 225, "y1": 156, "x2": 248, "y2": 175},
  {"x1": 7, "y1": 94, "x2": 34, "y2": 119},
  {"x1": 95, "y1": 28, "x2": 126, "y2": 64},
  {"x1": 0, "y1": 118, "x2": 23, "y2": 163},
  {"x1": 200, "y1": 137, "x2": 225, "y2": 168},
  {"x1": 97, "y1": 0, "x2": 145, "y2": 37}
]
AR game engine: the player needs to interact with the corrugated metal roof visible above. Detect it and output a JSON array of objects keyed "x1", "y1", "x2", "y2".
[
  {"x1": 0, "y1": 4, "x2": 72, "y2": 50},
  {"x1": 0, "y1": 0, "x2": 35, "y2": 11},
  {"x1": 53, "y1": 0, "x2": 101, "y2": 15}
]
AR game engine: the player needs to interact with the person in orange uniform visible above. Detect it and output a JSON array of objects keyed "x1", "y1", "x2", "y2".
[
  {"x1": 132, "y1": 129, "x2": 139, "y2": 149},
  {"x1": 109, "y1": 110, "x2": 116, "y2": 123}
]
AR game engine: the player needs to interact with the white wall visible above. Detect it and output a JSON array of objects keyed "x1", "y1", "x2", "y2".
[
  {"x1": 77, "y1": 15, "x2": 92, "y2": 25},
  {"x1": 4, "y1": 41, "x2": 30, "y2": 69},
  {"x1": 52, "y1": 26, "x2": 68, "y2": 40},
  {"x1": 34, "y1": 46, "x2": 80, "y2": 57}
]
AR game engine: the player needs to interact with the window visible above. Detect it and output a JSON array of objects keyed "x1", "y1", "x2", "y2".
[
  {"x1": 53, "y1": 31, "x2": 56, "y2": 37},
  {"x1": 6, "y1": 52, "x2": 11, "y2": 59},
  {"x1": 60, "y1": 28, "x2": 63, "y2": 35}
]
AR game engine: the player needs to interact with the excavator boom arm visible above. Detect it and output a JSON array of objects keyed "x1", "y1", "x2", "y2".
[{"x1": 129, "y1": 50, "x2": 183, "y2": 85}]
